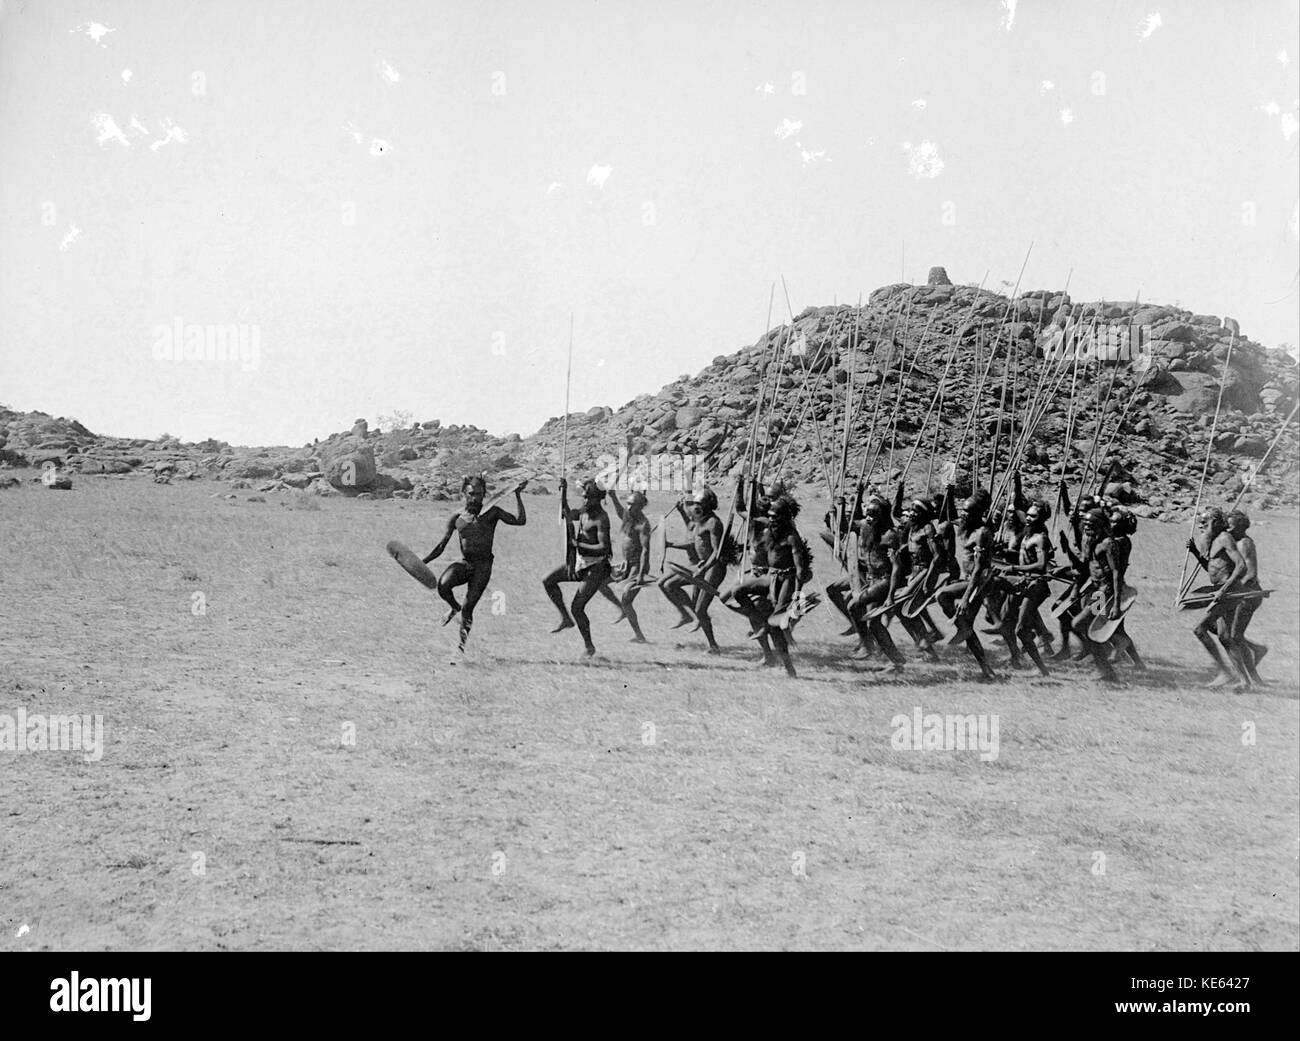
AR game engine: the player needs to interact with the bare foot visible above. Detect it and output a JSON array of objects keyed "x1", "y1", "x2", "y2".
[
  {"x1": 551, "y1": 617, "x2": 576, "y2": 634},
  {"x1": 1207, "y1": 671, "x2": 1237, "y2": 689},
  {"x1": 629, "y1": 635, "x2": 649, "y2": 644},
  {"x1": 706, "y1": 645, "x2": 722, "y2": 656},
  {"x1": 442, "y1": 607, "x2": 461, "y2": 627}
]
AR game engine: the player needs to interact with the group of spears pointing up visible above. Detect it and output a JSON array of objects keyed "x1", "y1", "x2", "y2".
[
  {"x1": 414, "y1": 272, "x2": 1276, "y2": 687},
  {"x1": 418, "y1": 467, "x2": 1269, "y2": 691}
]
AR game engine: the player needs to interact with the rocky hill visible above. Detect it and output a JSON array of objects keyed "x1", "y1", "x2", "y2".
[{"x1": 4, "y1": 269, "x2": 1297, "y2": 520}]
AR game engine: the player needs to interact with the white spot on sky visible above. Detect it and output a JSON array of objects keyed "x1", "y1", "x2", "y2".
[
  {"x1": 755, "y1": 82, "x2": 774, "y2": 95},
  {"x1": 1260, "y1": 101, "x2": 1299, "y2": 140},
  {"x1": 150, "y1": 120, "x2": 188, "y2": 152},
  {"x1": 901, "y1": 139, "x2": 944, "y2": 179},
  {"x1": 774, "y1": 118, "x2": 802, "y2": 140},
  {"x1": 999, "y1": 0, "x2": 1017, "y2": 32},
  {"x1": 129, "y1": 115, "x2": 150, "y2": 136},
  {"x1": 380, "y1": 60, "x2": 401, "y2": 84},
  {"x1": 59, "y1": 225, "x2": 81, "y2": 252},
  {"x1": 911, "y1": 98, "x2": 927, "y2": 110},
  {"x1": 344, "y1": 122, "x2": 363, "y2": 144},
  {"x1": 865, "y1": 136, "x2": 876, "y2": 146},
  {"x1": 121, "y1": 68, "x2": 132, "y2": 83},
  {"x1": 586, "y1": 164, "x2": 613, "y2": 189},
  {"x1": 369, "y1": 138, "x2": 390, "y2": 157},
  {"x1": 1060, "y1": 108, "x2": 1075, "y2": 125},
  {"x1": 1289, "y1": 201, "x2": 1299, "y2": 240},
  {"x1": 1040, "y1": 80, "x2": 1055, "y2": 94},
  {"x1": 546, "y1": 182, "x2": 563, "y2": 194},
  {"x1": 15, "y1": 924, "x2": 29, "y2": 938},
  {"x1": 91, "y1": 113, "x2": 130, "y2": 147},
  {"x1": 797, "y1": 142, "x2": 829, "y2": 165},
  {"x1": 70, "y1": 22, "x2": 115, "y2": 46},
  {"x1": 1137, "y1": 12, "x2": 1163, "y2": 39},
  {"x1": 1278, "y1": 50, "x2": 1289, "y2": 67}
]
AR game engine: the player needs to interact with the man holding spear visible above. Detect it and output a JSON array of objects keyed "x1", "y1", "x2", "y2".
[
  {"x1": 543, "y1": 477, "x2": 614, "y2": 658},
  {"x1": 730, "y1": 476, "x2": 789, "y2": 668},
  {"x1": 935, "y1": 490, "x2": 999, "y2": 681},
  {"x1": 1226, "y1": 508, "x2": 1268, "y2": 686},
  {"x1": 1184, "y1": 507, "x2": 1251, "y2": 689},
  {"x1": 607, "y1": 487, "x2": 653, "y2": 643}
]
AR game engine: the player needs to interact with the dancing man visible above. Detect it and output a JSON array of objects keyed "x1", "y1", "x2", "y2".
[
  {"x1": 423, "y1": 473, "x2": 528, "y2": 651},
  {"x1": 543, "y1": 477, "x2": 613, "y2": 658}
]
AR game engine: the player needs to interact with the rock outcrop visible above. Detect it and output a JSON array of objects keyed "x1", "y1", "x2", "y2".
[{"x1": 2, "y1": 274, "x2": 1295, "y2": 517}]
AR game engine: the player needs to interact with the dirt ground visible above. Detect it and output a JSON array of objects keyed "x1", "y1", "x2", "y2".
[{"x1": 2, "y1": 474, "x2": 1296, "y2": 950}]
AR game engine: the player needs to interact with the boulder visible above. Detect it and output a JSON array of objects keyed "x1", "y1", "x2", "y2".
[
  {"x1": 323, "y1": 447, "x2": 377, "y2": 491},
  {"x1": 927, "y1": 266, "x2": 953, "y2": 286},
  {"x1": 1150, "y1": 320, "x2": 1196, "y2": 343},
  {"x1": 1150, "y1": 370, "x2": 1261, "y2": 416}
]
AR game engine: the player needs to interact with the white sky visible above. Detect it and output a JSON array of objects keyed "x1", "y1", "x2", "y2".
[{"x1": 1, "y1": 0, "x2": 1297, "y2": 445}]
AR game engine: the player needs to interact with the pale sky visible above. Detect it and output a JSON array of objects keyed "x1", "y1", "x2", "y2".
[{"x1": 1, "y1": 0, "x2": 1297, "y2": 445}]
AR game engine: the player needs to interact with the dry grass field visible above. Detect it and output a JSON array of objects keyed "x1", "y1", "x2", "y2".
[{"x1": 2, "y1": 473, "x2": 1297, "y2": 950}]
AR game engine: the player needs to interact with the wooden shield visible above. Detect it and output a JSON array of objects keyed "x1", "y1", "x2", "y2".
[
  {"x1": 1086, "y1": 583, "x2": 1138, "y2": 642},
  {"x1": 386, "y1": 540, "x2": 438, "y2": 590}
]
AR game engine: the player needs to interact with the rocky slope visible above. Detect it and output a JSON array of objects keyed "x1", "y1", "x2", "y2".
[{"x1": 4, "y1": 270, "x2": 1297, "y2": 519}]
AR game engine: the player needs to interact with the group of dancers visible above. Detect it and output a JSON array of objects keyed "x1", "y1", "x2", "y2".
[{"x1": 418, "y1": 470, "x2": 1269, "y2": 690}]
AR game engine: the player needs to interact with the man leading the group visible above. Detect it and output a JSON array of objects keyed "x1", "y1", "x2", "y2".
[{"x1": 423, "y1": 473, "x2": 528, "y2": 651}]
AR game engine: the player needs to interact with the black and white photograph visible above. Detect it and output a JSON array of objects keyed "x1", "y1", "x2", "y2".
[{"x1": 1, "y1": 0, "x2": 1297, "y2": 971}]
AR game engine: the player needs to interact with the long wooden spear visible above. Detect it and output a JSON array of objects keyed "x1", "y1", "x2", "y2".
[
  {"x1": 854, "y1": 291, "x2": 913, "y2": 490},
  {"x1": 780, "y1": 277, "x2": 838, "y2": 499},
  {"x1": 904, "y1": 273, "x2": 990, "y2": 489},
  {"x1": 739, "y1": 285, "x2": 778, "y2": 576},
  {"x1": 1175, "y1": 332, "x2": 1237, "y2": 604},
  {"x1": 560, "y1": 314, "x2": 575, "y2": 564},
  {"x1": 1229, "y1": 401, "x2": 1299, "y2": 512}
]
